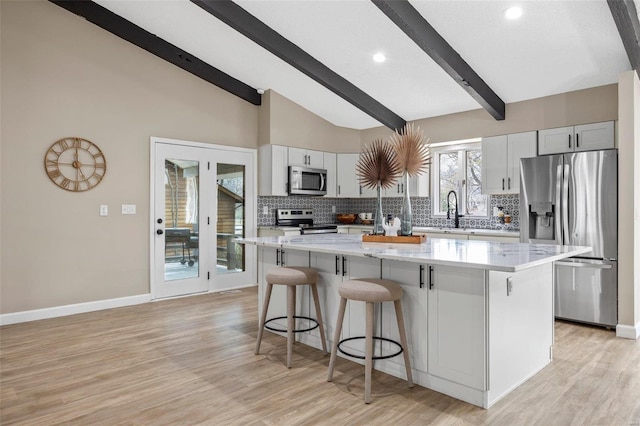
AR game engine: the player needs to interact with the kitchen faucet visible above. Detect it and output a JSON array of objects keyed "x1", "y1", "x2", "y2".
[{"x1": 447, "y1": 190, "x2": 463, "y2": 228}]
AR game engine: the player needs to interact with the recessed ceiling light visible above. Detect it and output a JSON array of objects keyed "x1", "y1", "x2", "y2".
[
  {"x1": 373, "y1": 52, "x2": 386, "y2": 63},
  {"x1": 504, "y1": 6, "x2": 523, "y2": 20}
]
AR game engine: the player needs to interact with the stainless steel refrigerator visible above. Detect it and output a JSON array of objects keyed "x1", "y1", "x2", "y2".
[{"x1": 520, "y1": 149, "x2": 617, "y2": 327}]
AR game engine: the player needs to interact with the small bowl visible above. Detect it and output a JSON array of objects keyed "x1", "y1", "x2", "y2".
[{"x1": 336, "y1": 214, "x2": 357, "y2": 224}]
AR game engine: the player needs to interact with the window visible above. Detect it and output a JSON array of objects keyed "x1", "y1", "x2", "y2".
[{"x1": 432, "y1": 142, "x2": 487, "y2": 217}]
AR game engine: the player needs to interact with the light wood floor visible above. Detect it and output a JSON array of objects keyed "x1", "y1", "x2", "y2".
[{"x1": 1, "y1": 287, "x2": 639, "y2": 425}]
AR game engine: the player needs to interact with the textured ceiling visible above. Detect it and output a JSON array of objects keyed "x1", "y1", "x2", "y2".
[{"x1": 94, "y1": 0, "x2": 632, "y2": 130}]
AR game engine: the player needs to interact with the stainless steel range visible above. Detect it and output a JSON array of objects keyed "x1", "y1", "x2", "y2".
[{"x1": 275, "y1": 209, "x2": 338, "y2": 234}]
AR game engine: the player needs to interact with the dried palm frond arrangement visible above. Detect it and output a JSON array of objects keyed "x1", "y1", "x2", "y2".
[
  {"x1": 356, "y1": 138, "x2": 401, "y2": 190},
  {"x1": 389, "y1": 123, "x2": 431, "y2": 176}
]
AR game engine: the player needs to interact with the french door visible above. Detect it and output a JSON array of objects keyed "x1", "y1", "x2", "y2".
[{"x1": 151, "y1": 138, "x2": 256, "y2": 299}]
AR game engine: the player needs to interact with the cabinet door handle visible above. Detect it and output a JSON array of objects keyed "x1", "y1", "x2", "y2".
[
  {"x1": 419, "y1": 265, "x2": 425, "y2": 288},
  {"x1": 430, "y1": 266, "x2": 434, "y2": 289},
  {"x1": 342, "y1": 256, "x2": 347, "y2": 277},
  {"x1": 502, "y1": 178, "x2": 505, "y2": 191},
  {"x1": 576, "y1": 134, "x2": 579, "y2": 148},
  {"x1": 568, "y1": 134, "x2": 572, "y2": 149},
  {"x1": 507, "y1": 277, "x2": 513, "y2": 296},
  {"x1": 280, "y1": 250, "x2": 285, "y2": 266},
  {"x1": 338, "y1": 185, "x2": 341, "y2": 195},
  {"x1": 335, "y1": 255, "x2": 340, "y2": 275},
  {"x1": 359, "y1": 186, "x2": 362, "y2": 195},
  {"x1": 276, "y1": 249, "x2": 280, "y2": 266},
  {"x1": 508, "y1": 177, "x2": 511, "y2": 190}
]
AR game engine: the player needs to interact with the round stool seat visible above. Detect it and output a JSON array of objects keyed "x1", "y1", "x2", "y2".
[
  {"x1": 266, "y1": 267, "x2": 318, "y2": 286},
  {"x1": 339, "y1": 278, "x2": 402, "y2": 303}
]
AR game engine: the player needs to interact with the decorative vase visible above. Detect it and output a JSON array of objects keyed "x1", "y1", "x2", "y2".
[
  {"x1": 374, "y1": 185, "x2": 384, "y2": 235},
  {"x1": 399, "y1": 172, "x2": 412, "y2": 236}
]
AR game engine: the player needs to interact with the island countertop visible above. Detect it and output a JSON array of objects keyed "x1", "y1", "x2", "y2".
[{"x1": 237, "y1": 233, "x2": 590, "y2": 272}]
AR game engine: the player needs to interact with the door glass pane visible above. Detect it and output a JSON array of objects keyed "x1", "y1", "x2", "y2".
[
  {"x1": 217, "y1": 163, "x2": 245, "y2": 274},
  {"x1": 164, "y1": 159, "x2": 199, "y2": 281}
]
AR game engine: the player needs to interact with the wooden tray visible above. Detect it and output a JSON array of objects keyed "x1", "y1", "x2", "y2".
[{"x1": 362, "y1": 234, "x2": 427, "y2": 244}]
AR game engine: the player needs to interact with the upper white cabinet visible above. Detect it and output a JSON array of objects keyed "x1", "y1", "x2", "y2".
[
  {"x1": 336, "y1": 153, "x2": 360, "y2": 198},
  {"x1": 288, "y1": 147, "x2": 324, "y2": 168},
  {"x1": 323, "y1": 152, "x2": 337, "y2": 198},
  {"x1": 384, "y1": 173, "x2": 430, "y2": 198},
  {"x1": 482, "y1": 131, "x2": 536, "y2": 194},
  {"x1": 538, "y1": 121, "x2": 614, "y2": 155},
  {"x1": 259, "y1": 144, "x2": 288, "y2": 196}
]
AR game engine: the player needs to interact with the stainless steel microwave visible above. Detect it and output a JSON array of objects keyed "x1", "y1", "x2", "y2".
[{"x1": 288, "y1": 166, "x2": 327, "y2": 196}]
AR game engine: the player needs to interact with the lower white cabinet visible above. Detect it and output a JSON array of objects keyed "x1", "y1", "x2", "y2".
[
  {"x1": 427, "y1": 265, "x2": 486, "y2": 391},
  {"x1": 468, "y1": 234, "x2": 519, "y2": 243},
  {"x1": 381, "y1": 260, "x2": 428, "y2": 374}
]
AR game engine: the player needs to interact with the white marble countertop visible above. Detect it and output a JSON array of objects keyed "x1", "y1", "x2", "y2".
[{"x1": 237, "y1": 234, "x2": 590, "y2": 272}]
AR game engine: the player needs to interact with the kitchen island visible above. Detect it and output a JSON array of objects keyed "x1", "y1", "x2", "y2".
[{"x1": 238, "y1": 234, "x2": 590, "y2": 408}]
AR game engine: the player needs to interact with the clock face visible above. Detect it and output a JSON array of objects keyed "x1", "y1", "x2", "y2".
[{"x1": 44, "y1": 137, "x2": 107, "y2": 192}]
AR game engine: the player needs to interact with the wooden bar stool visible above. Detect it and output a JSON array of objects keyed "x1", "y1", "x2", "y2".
[
  {"x1": 255, "y1": 266, "x2": 328, "y2": 368},
  {"x1": 327, "y1": 278, "x2": 413, "y2": 403}
]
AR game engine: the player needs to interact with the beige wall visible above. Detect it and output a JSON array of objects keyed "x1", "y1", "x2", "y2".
[
  {"x1": 617, "y1": 70, "x2": 640, "y2": 331},
  {"x1": 360, "y1": 84, "x2": 618, "y2": 144},
  {"x1": 0, "y1": 1, "x2": 258, "y2": 313},
  {"x1": 260, "y1": 89, "x2": 361, "y2": 152}
]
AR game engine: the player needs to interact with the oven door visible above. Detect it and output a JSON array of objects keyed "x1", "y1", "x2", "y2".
[{"x1": 289, "y1": 166, "x2": 327, "y2": 196}]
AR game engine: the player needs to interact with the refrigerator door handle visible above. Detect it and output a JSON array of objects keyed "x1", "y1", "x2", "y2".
[
  {"x1": 562, "y1": 163, "x2": 570, "y2": 244},
  {"x1": 555, "y1": 261, "x2": 612, "y2": 269},
  {"x1": 555, "y1": 164, "x2": 563, "y2": 245}
]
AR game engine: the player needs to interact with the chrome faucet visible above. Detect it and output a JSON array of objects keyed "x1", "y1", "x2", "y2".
[{"x1": 446, "y1": 190, "x2": 463, "y2": 228}]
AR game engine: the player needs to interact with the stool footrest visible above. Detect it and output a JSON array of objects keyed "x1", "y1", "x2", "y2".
[
  {"x1": 264, "y1": 316, "x2": 319, "y2": 333},
  {"x1": 337, "y1": 336, "x2": 403, "y2": 360}
]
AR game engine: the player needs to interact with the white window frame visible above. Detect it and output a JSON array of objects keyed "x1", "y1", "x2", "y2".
[{"x1": 431, "y1": 141, "x2": 488, "y2": 218}]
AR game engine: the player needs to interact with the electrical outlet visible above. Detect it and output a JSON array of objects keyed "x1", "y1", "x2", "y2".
[
  {"x1": 493, "y1": 206, "x2": 499, "y2": 217},
  {"x1": 100, "y1": 205, "x2": 108, "y2": 216},
  {"x1": 122, "y1": 204, "x2": 136, "y2": 215},
  {"x1": 263, "y1": 206, "x2": 269, "y2": 215},
  {"x1": 331, "y1": 205, "x2": 336, "y2": 213}
]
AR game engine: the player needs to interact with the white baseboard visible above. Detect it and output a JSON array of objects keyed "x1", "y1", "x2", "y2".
[
  {"x1": 0, "y1": 294, "x2": 151, "y2": 326},
  {"x1": 616, "y1": 322, "x2": 640, "y2": 340}
]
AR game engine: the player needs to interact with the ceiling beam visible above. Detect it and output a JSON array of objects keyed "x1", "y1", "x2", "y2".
[
  {"x1": 191, "y1": 0, "x2": 406, "y2": 130},
  {"x1": 49, "y1": 1, "x2": 261, "y2": 105},
  {"x1": 607, "y1": 0, "x2": 640, "y2": 80},
  {"x1": 372, "y1": 0, "x2": 506, "y2": 121}
]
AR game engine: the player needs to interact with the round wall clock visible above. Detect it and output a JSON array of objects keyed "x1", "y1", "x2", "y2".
[{"x1": 44, "y1": 137, "x2": 107, "y2": 192}]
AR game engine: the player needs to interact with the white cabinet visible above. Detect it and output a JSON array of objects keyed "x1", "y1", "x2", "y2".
[
  {"x1": 323, "y1": 152, "x2": 337, "y2": 198},
  {"x1": 288, "y1": 147, "x2": 324, "y2": 168},
  {"x1": 428, "y1": 265, "x2": 486, "y2": 390},
  {"x1": 381, "y1": 260, "x2": 429, "y2": 374},
  {"x1": 538, "y1": 121, "x2": 614, "y2": 155},
  {"x1": 257, "y1": 247, "x2": 309, "y2": 338},
  {"x1": 482, "y1": 131, "x2": 536, "y2": 194},
  {"x1": 336, "y1": 153, "x2": 360, "y2": 198},
  {"x1": 258, "y1": 145, "x2": 288, "y2": 196},
  {"x1": 257, "y1": 227, "x2": 301, "y2": 237},
  {"x1": 384, "y1": 173, "x2": 430, "y2": 198},
  {"x1": 308, "y1": 252, "x2": 381, "y2": 358}
]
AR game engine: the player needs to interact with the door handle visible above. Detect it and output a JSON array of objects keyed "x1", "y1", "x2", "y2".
[
  {"x1": 555, "y1": 261, "x2": 612, "y2": 269},
  {"x1": 576, "y1": 134, "x2": 579, "y2": 148},
  {"x1": 419, "y1": 265, "x2": 425, "y2": 288},
  {"x1": 276, "y1": 249, "x2": 280, "y2": 266},
  {"x1": 429, "y1": 266, "x2": 434, "y2": 289},
  {"x1": 502, "y1": 178, "x2": 505, "y2": 191},
  {"x1": 342, "y1": 256, "x2": 347, "y2": 277},
  {"x1": 335, "y1": 256, "x2": 340, "y2": 275},
  {"x1": 508, "y1": 177, "x2": 511, "y2": 190},
  {"x1": 156, "y1": 229, "x2": 163, "y2": 235},
  {"x1": 568, "y1": 134, "x2": 571, "y2": 149}
]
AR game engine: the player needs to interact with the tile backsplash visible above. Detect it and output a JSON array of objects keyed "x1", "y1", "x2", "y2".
[{"x1": 258, "y1": 194, "x2": 520, "y2": 231}]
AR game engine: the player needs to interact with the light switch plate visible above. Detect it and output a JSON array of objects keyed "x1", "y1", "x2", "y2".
[
  {"x1": 100, "y1": 205, "x2": 108, "y2": 216},
  {"x1": 122, "y1": 204, "x2": 136, "y2": 215},
  {"x1": 263, "y1": 206, "x2": 269, "y2": 215},
  {"x1": 332, "y1": 205, "x2": 336, "y2": 213}
]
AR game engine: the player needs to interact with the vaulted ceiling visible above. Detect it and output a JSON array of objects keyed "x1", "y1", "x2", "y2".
[{"x1": 52, "y1": 0, "x2": 638, "y2": 131}]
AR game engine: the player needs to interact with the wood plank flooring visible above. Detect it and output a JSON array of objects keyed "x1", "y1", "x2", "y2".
[{"x1": 1, "y1": 287, "x2": 639, "y2": 425}]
